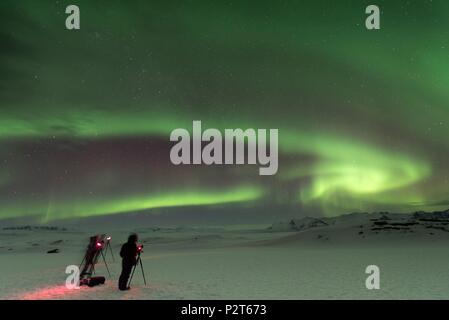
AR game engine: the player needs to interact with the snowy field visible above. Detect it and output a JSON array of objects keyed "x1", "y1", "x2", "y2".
[{"x1": 2, "y1": 212, "x2": 449, "y2": 300}]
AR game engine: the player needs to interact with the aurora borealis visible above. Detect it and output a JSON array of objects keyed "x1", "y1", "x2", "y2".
[{"x1": 1, "y1": 0, "x2": 448, "y2": 222}]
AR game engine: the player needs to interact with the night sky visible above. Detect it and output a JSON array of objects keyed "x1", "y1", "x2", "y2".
[{"x1": 1, "y1": 0, "x2": 448, "y2": 222}]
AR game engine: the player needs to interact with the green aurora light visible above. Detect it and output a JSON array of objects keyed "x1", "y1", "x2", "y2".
[{"x1": 0, "y1": 0, "x2": 448, "y2": 220}]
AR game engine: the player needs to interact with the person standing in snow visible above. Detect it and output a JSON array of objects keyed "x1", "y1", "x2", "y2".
[{"x1": 118, "y1": 233, "x2": 139, "y2": 291}]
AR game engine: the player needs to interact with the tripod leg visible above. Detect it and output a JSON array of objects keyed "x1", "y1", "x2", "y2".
[
  {"x1": 100, "y1": 250, "x2": 111, "y2": 278},
  {"x1": 79, "y1": 255, "x2": 86, "y2": 270},
  {"x1": 109, "y1": 242, "x2": 115, "y2": 262},
  {"x1": 127, "y1": 258, "x2": 139, "y2": 288},
  {"x1": 139, "y1": 258, "x2": 147, "y2": 286}
]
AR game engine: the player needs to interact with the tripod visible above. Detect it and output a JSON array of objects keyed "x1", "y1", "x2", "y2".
[
  {"x1": 99, "y1": 248, "x2": 112, "y2": 278},
  {"x1": 79, "y1": 245, "x2": 112, "y2": 278},
  {"x1": 103, "y1": 238, "x2": 115, "y2": 262},
  {"x1": 79, "y1": 235, "x2": 112, "y2": 280},
  {"x1": 128, "y1": 250, "x2": 147, "y2": 287}
]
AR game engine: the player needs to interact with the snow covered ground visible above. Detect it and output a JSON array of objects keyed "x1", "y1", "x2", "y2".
[{"x1": 2, "y1": 212, "x2": 449, "y2": 300}]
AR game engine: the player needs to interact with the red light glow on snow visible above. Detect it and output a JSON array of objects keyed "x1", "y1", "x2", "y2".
[{"x1": 16, "y1": 285, "x2": 86, "y2": 300}]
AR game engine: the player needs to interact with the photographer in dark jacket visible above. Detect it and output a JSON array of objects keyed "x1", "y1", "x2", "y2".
[{"x1": 118, "y1": 233, "x2": 138, "y2": 291}]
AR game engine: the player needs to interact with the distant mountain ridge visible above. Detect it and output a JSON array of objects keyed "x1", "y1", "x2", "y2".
[{"x1": 269, "y1": 208, "x2": 449, "y2": 233}]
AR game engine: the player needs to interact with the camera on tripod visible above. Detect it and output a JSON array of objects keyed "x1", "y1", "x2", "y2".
[
  {"x1": 128, "y1": 243, "x2": 147, "y2": 287},
  {"x1": 78, "y1": 234, "x2": 114, "y2": 287}
]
